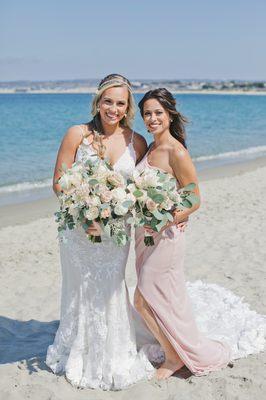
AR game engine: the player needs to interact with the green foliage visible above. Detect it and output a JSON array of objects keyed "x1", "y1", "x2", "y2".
[{"x1": 133, "y1": 189, "x2": 144, "y2": 198}]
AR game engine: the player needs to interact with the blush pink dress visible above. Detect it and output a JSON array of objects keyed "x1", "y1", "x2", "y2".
[{"x1": 134, "y1": 152, "x2": 231, "y2": 376}]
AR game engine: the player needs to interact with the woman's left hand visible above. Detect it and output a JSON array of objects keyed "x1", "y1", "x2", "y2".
[
  {"x1": 173, "y1": 210, "x2": 189, "y2": 232},
  {"x1": 176, "y1": 219, "x2": 188, "y2": 232}
]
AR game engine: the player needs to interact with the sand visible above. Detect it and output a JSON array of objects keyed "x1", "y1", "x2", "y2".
[{"x1": 0, "y1": 158, "x2": 265, "y2": 400}]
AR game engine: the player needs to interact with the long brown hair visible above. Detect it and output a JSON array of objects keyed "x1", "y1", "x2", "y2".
[{"x1": 138, "y1": 88, "x2": 188, "y2": 148}]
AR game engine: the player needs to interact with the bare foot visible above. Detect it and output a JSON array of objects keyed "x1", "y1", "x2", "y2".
[{"x1": 156, "y1": 359, "x2": 184, "y2": 380}]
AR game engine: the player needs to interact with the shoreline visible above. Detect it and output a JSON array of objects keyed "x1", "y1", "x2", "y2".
[
  {"x1": 1, "y1": 89, "x2": 266, "y2": 95},
  {"x1": 1, "y1": 155, "x2": 266, "y2": 229}
]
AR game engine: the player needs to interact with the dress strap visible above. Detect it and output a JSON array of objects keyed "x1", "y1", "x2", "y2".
[
  {"x1": 77, "y1": 125, "x2": 86, "y2": 142},
  {"x1": 130, "y1": 130, "x2": 135, "y2": 144},
  {"x1": 128, "y1": 130, "x2": 137, "y2": 163}
]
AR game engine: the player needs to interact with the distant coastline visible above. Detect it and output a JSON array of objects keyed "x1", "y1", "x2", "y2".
[{"x1": 0, "y1": 78, "x2": 266, "y2": 95}]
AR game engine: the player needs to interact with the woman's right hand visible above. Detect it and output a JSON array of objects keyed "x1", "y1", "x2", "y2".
[{"x1": 86, "y1": 221, "x2": 102, "y2": 236}]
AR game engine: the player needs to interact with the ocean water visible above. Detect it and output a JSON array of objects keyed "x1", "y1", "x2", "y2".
[{"x1": 0, "y1": 93, "x2": 266, "y2": 206}]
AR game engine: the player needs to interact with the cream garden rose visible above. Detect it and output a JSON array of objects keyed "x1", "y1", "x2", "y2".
[
  {"x1": 111, "y1": 187, "x2": 127, "y2": 202},
  {"x1": 85, "y1": 206, "x2": 99, "y2": 220},
  {"x1": 100, "y1": 190, "x2": 113, "y2": 203}
]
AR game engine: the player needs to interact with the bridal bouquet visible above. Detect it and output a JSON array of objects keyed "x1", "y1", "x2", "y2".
[
  {"x1": 128, "y1": 168, "x2": 199, "y2": 246},
  {"x1": 55, "y1": 158, "x2": 135, "y2": 246}
]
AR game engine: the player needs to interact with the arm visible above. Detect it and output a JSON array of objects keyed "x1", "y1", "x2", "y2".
[
  {"x1": 133, "y1": 133, "x2": 148, "y2": 164},
  {"x1": 53, "y1": 126, "x2": 83, "y2": 195},
  {"x1": 169, "y1": 146, "x2": 201, "y2": 224}
]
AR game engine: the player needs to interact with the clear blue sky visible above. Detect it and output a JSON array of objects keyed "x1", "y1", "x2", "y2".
[{"x1": 1, "y1": 0, "x2": 265, "y2": 81}]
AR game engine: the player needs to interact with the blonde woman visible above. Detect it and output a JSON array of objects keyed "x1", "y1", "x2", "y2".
[{"x1": 45, "y1": 74, "x2": 154, "y2": 390}]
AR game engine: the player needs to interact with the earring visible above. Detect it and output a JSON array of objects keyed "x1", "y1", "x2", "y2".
[
  {"x1": 97, "y1": 106, "x2": 100, "y2": 112},
  {"x1": 170, "y1": 118, "x2": 173, "y2": 123},
  {"x1": 124, "y1": 113, "x2": 127, "y2": 117}
]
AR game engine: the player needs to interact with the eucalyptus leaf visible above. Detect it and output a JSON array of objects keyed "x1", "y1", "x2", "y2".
[
  {"x1": 187, "y1": 192, "x2": 199, "y2": 206},
  {"x1": 151, "y1": 209, "x2": 164, "y2": 220},
  {"x1": 183, "y1": 182, "x2": 196, "y2": 191},
  {"x1": 156, "y1": 219, "x2": 166, "y2": 232},
  {"x1": 166, "y1": 212, "x2": 174, "y2": 222},
  {"x1": 150, "y1": 217, "x2": 158, "y2": 230},
  {"x1": 181, "y1": 198, "x2": 192, "y2": 208},
  {"x1": 133, "y1": 189, "x2": 144, "y2": 198},
  {"x1": 89, "y1": 179, "x2": 99, "y2": 186},
  {"x1": 150, "y1": 193, "x2": 165, "y2": 204}
]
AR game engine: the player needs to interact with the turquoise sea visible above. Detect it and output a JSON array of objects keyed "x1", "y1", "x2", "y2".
[{"x1": 0, "y1": 93, "x2": 266, "y2": 206}]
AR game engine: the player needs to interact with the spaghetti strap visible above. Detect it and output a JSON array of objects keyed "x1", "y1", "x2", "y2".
[
  {"x1": 130, "y1": 130, "x2": 134, "y2": 144},
  {"x1": 77, "y1": 124, "x2": 85, "y2": 142}
]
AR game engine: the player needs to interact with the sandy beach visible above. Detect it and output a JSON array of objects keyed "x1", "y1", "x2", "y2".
[{"x1": 0, "y1": 157, "x2": 265, "y2": 400}]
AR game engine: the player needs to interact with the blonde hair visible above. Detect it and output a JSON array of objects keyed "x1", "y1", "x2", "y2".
[
  {"x1": 84, "y1": 74, "x2": 135, "y2": 159},
  {"x1": 91, "y1": 74, "x2": 135, "y2": 130}
]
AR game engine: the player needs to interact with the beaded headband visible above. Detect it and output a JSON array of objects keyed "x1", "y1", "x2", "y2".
[{"x1": 97, "y1": 78, "x2": 132, "y2": 93}]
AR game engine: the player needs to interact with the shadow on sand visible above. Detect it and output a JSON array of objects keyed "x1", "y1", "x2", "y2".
[{"x1": 0, "y1": 316, "x2": 59, "y2": 373}]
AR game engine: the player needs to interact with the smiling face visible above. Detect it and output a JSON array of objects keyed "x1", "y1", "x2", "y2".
[
  {"x1": 98, "y1": 86, "x2": 129, "y2": 126},
  {"x1": 142, "y1": 98, "x2": 171, "y2": 135}
]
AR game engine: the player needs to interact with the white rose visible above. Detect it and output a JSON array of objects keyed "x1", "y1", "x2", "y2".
[
  {"x1": 96, "y1": 164, "x2": 109, "y2": 181},
  {"x1": 70, "y1": 172, "x2": 83, "y2": 187},
  {"x1": 143, "y1": 171, "x2": 159, "y2": 188},
  {"x1": 111, "y1": 187, "x2": 127, "y2": 202},
  {"x1": 89, "y1": 195, "x2": 101, "y2": 207},
  {"x1": 68, "y1": 204, "x2": 79, "y2": 219},
  {"x1": 71, "y1": 163, "x2": 83, "y2": 174},
  {"x1": 114, "y1": 204, "x2": 128, "y2": 216},
  {"x1": 126, "y1": 192, "x2": 136, "y2": 204},
  {"x1": 100, "y1": 190, "x2": 113, "y2": 203},
  {"x1": 85, "y1": 206, "x2": 99, "y2": 220},
  {"x1": 59, "y1": 174, "x2": 72, "y2": 190},
  {"x1": 127, "y1": 183, "x2": 137, "y2": 193},
  {"x1": 134, "y1": 176, "x2": 144, "y2": 189}
]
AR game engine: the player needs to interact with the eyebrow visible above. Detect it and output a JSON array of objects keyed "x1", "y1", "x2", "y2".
[
  {"x1": 144, "y1": 108, "x2": 164, "y2": 112},
  {"x1": 103, "y1": 96, "x2": 126, "y2": 102}
]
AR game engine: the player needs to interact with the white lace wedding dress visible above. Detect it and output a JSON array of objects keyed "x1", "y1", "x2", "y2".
[{"x1": 45, "y1": 130, "x2": 154, "y2": 390}]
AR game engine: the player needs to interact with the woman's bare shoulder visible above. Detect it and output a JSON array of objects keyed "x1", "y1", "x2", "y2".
[
  {"x1": 62, "y1": 124, "x2": 90, "y2": 146},
  {"x1": 169, "y1": 140, "x2": 190, "y2": 163}
]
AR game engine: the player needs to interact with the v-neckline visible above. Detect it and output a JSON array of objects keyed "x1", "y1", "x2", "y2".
[{"x1": 82, "y1": 138, "x2": 133, "y2": 167}]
